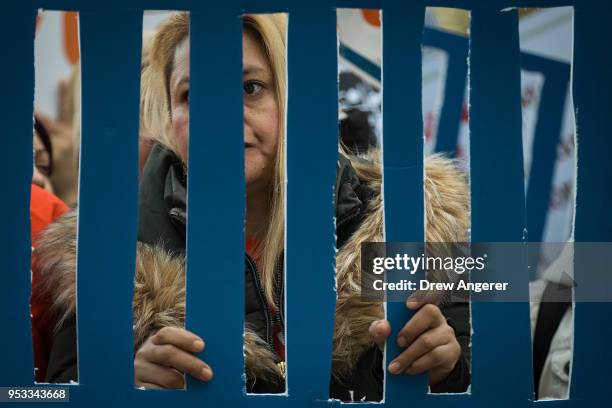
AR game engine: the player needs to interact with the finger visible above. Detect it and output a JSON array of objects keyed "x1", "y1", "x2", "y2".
[
  {"x1": 406, "y1": 290, "x2": 444, "y2": 310},
  {"x1": 135, "y1": 360, "x2": 185, "y2": 389},
  {"x1": 151, "y1": 327, "x2": 205, "y2": 353},
  {"x1": 404, "y1": 344, "x2": 455, "y2": 375},
  {"x1": 387, "y1": 325, "x2": 453, "y2": 374},
  {"x1": 143, "y1": 344, "x2": 213, "y2": 382},
  {"x1": 57, "y1": 80, "x2": 71, "y2": 124},
  {"x1": 396, "y1": 304, "x2": 446, "y2": 348},
  {"x1": 369, "y1": 320, "x2": 391, "y2": 351},
  {"x1": 43, "y1": 178, "x2": 55, "y2": 193},
  {"x1": 34, "y1": 112, "x2": 58, "y2": 133},
  {"x1": 32, "y1": 169, "x2": 46, "y2": 189}
]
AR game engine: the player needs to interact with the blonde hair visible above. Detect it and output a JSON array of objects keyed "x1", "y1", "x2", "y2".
[
  {"x1": 142, "y1": 12, "x2": 287, "y2": 307},
  {"x1": 140, "y1": 12, "x2": 188, "y2": 152}
]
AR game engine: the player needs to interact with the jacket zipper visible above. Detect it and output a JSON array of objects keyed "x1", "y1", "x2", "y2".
[
  {"x1": 336, "y1": 207, "x2": 361, "y2": 229},
  {"x1": 273, "y1": 258, "x2": 285, "y2": 379},
  {"x1": 169, "y1": 208, "x2": 186, "y2": 225},
  {"x1": 274, "y1": 258, "x2": 284, "y2": 328},
  {"x1": 245, "y1": 254, "x2": 273, "y2": 348},
  {"x1": 247, "y1": 254, "x2": 287, "y2": 380}
]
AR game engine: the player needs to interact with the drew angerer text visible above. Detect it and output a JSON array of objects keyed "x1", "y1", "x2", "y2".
[{"x1": 372, "y1": 279, "x2": 509, "y2": 293}]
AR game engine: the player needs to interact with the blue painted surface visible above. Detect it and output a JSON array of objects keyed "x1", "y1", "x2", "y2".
[
  {"x1": 426, "y1": 28, "x2": 469, "y2": 158},
  {"x1": 185, "y1": 6, "x2": 245, "y2": 403},
  {"x1": 1, "y1": 0, "x2": 611, "y2": 407},
  {"x1": 0, "y1": 5, "x2": 36, "y2": 389},
  {"x1": 381, "y1": 2, "x2": 428, "y2": 405},
  {"x1": 468, "y1": 8, "x2": 533, "y2": 405},
  {"x1": 285, "y1": 6, "x2": 338, "y2": 403},
  {"x1": 339, "y1": 42, "x2": 382, "y2": 83},
  {"x1": 570, "y1": 3, "x2": 612, "y2": 402},
  {"x1": 73, "y1": 10, "x2": 142, "y2": 394}
]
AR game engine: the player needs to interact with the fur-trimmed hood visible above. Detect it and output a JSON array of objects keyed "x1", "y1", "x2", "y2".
[{"x1": 34, "y1": 152, "x2": 469, "y2": 387}]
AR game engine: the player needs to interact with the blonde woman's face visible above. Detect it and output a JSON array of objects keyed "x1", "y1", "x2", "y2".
[
  {"x1": 169, "y1": 32, "x2": 280, "y2": 194},
  {"x1": 169, "y1": 39, "x2": 190, "y2": 163}
]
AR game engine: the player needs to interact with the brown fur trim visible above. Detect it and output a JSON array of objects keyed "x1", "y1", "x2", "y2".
[
  {"x1": 132, "y1": 242, "x2": 185, "y2": 351},
  {"x1": 423, "y1": 154, "x2": 470, "y2": 243},
  {"x1": 34, "y1": 212, "x2": 282, "y2": 385},
  {"x1": 33, "y1": 210, "x2": 78, "y2": 330},
  {"x1": 243, "y1": 329, "x2": 283, "y2": 385}
]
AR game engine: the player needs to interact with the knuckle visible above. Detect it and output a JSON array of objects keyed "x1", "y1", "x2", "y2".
[
  {"x1": 422, "y1": 303, "x2": 435, "y2": 313},
  {"x1": 134, "y1": 359, "x2": 144, "y2": 373},
  {"x1": 154, "y1": 344, "x2": 172, "y2": 361},
  {"x1": 156, "y1": 327, "x2": 171, "y2": 342},
  {"x1": 444, "y1": 324, "x2": 455, "y2": 336},
  {"x1": 451, "y1": 340, "x2": 461, "y2": 357},
  {"x1": 135, "y1": 343, "x2": 152, "y2": 360},
  {"x1": 151, "y1": 334, "x2": 162, "y2": 346},
  {"x1": 420, "y1": 333, "x2": 435, "y2": 349},
  {"x1": 423, "y1": 303, "x2": 439, "y2": 316},
  {"x1": 430, "y1": 347, "x2": 444, "y2": 361},
  {"x1": 151, "y1": 346, "x2": 162, "y2": 361}
]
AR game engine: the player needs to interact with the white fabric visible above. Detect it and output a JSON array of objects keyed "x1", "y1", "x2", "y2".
[{"x1": 530, "y1": 243, "x2": 573, "y2": 400}]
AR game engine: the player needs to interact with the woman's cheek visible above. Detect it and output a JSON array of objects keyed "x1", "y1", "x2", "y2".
[
  {"x1": 262, "y1": 100, "x2": 280, "y2": 156},
  {"x1": 173, "y1": 108, "x2": 190, "y2": 163}
]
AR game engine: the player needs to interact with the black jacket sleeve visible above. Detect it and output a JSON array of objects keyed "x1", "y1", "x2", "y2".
[
  {"x1": 430, "y1": 351, "x2": 470, "y2": 393},
  {"x1": 45, "y1": 316, "x2": 78, "y2": 383},
  {"x1": 431, "y1": 300, "x2": 471, "y2": 393},
  {"x1": 331, "y1": 300, "x2": 471, "y2": 400},
  {"x1": 330, "y1": 346, "x2": 384, "y2": 402}
]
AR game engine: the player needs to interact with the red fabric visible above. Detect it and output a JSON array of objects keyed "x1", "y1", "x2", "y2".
[
  {"x1": 30, "y1": 184, "x2": 69, "y2": 382},
  {"x1": 245, "y1": 235, "x2": 259, "y2": 260},
  {"x1": 30, "y1": 185, "x2": 68, "y2": 238}
]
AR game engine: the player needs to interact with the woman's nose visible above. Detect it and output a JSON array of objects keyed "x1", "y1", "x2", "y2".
[{"x1": 243, "y1": 112, "x2": 255, "y2": 139}]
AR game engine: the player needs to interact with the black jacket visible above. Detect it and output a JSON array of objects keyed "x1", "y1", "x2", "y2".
[{"x1": 45, "y1": 144, "x2": 471, "y2": 400}]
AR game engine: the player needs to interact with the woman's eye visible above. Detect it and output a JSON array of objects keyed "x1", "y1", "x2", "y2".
[
  {"x1": 182, "y1": 90, "x2": 189, "y2": 103},
  {"x1": 244, "y1": 81, "x2": 263, "y2": 96}
]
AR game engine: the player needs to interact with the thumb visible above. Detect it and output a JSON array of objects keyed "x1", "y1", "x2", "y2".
[
  {"x1": 34, "y1": 111, "x2": 58, "y2": 133},
  {"x1": 369, "y1": 319, "x2": 391, "y2": 351},
  {"x1": 407, "y1": 289, "x2": 444, "y2": 310}
]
